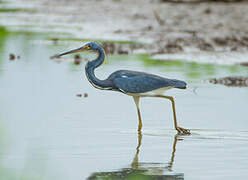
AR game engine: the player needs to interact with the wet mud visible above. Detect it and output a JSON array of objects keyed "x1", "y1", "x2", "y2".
[
  {"x1": 209, "y1": 76, "x2": 248, "y2": 87},
  {"x1": 1, "y1": 0, "x2": 248, "y2": 64}
]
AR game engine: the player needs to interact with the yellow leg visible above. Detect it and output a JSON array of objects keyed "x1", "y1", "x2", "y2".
[
  {"x1": 133, "y1": 96, "x2": 143, "y2": 132},
  {"x1": 143, "y1": 95, "x2": 190, "y2": 135}
]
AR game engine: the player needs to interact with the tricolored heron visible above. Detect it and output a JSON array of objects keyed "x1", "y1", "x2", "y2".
[{"x1": 52, "y1": 42, "x2": 190, "y2": 135}]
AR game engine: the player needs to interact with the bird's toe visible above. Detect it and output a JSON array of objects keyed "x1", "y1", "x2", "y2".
[{"x1": 176, "y1": 127, "x2": 191, "y2": 135}]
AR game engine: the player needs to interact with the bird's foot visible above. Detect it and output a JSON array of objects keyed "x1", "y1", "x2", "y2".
[{"x1": 176, "y1": 126, "x2": 191, "y2": 135}]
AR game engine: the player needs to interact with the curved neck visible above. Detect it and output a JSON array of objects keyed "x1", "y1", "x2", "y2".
[
  {"x1": 90, "y1": 47, "x2": 105, "y2": 68},
  {"x1": 85, "y1": 47, "x2": 112, "y2": 90}
]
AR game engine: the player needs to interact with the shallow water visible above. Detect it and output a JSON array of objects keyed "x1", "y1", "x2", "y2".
[{"x1": 0, "y1": 30, "x2": 248, "y2": 180}]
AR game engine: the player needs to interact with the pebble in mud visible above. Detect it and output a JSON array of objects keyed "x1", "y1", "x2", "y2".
[
  {"x1": 209, "y1": 76, "x2": 248, "y2": 87},
  {"x1": 9, "y1": 53, "x2": 20, "y2": 60},
  {"x1": 76, "y1": 93, "x2": 88, "y2": 98},
  {"x1": 103, "y1": 42, "x2": 115, "y2": 55},
  {"x1": 198, "y1": 42, "x2": 214, "y2": 51},
  {"x1": 9, "y1": 53, "x2": 15, "y2": 60},
  {"x1": 102, "y1": 42, "x2": 130, "y2": 55},
  {"x1": 204, "y1": 8, "x2": 212, "y2": 14},
  {"x1": 74, "y1": 54, "x2": 82, "y2": 65},
  {"x1": 157, "y1": 43, "x2": 183, "y2": 54},
  {"x1": 117, "y1": 47, "x2": 128, "y2": 54},
  {"x1": 51, "y1": 38, "x2": 59, "y2": 45},
  {"x1": 239, "y1": 62, "x2": 248, "y2": 67}
]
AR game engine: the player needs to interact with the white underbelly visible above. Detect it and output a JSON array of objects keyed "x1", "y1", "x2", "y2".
[{"x1": 128, "y1": 86, "x2": 173, "y2": 96}]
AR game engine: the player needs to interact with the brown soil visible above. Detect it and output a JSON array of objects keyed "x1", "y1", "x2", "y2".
[
  {"x1": 2, "y1": 0, "x2": 248, "y2": 63},
  {"x1": 209, "y1": 76, "x2": 248, "y2": 87}
]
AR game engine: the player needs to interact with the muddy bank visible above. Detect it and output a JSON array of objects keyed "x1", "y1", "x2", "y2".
[
  {"x1": 209, "y1": 76, "x2": 248, "y2": 87},
  {"x1": 1, "y1": 0, "x2": 248, "y2": 64}
]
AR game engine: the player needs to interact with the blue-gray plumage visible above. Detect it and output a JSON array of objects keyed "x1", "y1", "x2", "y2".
[
  {"x1": 52, "y1": 42, "x2": 190, "y2": 135},
  {"x1": 110, "y1": 70, "x2": 186, "y2": 94}
]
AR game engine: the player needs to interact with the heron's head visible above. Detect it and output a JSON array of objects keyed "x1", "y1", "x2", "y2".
[
  {"x1": 51, "y1": 42, "x2": 101, "y2": 58},
  {"x1": 85, "y1": 42, "x2": 102, "y2": 51}
]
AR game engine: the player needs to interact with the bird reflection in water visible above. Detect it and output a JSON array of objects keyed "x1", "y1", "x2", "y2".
[{"x1": 87, "y1": 133, "x2": 184, "y2": 180}]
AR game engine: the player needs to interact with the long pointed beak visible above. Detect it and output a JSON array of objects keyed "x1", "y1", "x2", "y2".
[{"x1": 51, "y1": 46, "x2": 86, "y2": 59}]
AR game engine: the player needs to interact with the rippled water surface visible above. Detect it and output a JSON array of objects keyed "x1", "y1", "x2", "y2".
[{"x1": 0, "y1": 29, "x2": 248, "y2": 180}]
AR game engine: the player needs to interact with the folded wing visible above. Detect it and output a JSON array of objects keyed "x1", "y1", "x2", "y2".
[{"x1": 113, "y1": 74, "x2": 186, "y2": 94}]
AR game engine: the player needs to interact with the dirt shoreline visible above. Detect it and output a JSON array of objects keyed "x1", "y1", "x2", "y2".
[{"x1": 1, "y1": 0, "x2": 248, "y2": 64}]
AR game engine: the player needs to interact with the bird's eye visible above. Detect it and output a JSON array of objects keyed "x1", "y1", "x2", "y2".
[{"x1": 85, "y1": 45, "x2": 91, "y2": 50}]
